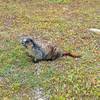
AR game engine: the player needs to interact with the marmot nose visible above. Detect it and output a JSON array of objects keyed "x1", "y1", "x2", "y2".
[{"x1": 21, "y1": 42, "x2": 27, "y2": 48}]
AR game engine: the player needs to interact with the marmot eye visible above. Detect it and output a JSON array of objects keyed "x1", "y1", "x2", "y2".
[{"x1": 25, "y1": 40, "x2": 30, "y2": 44}]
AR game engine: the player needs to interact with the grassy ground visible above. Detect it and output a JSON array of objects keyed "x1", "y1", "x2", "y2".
[{"x1": 0, "y1": 0, "x2": 100, "y2": 99}]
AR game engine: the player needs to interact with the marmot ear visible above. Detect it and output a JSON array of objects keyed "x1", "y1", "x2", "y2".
[
  {"x1": 29, "y1": 38, "x2": 33, "y2": 42},
  {"x1": 19, "y1": 36, "x2": 33, "y2": 43}
]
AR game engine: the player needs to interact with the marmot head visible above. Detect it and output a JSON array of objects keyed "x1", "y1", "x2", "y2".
[{"x1": 20, "y1": 36, "x2": 34, "y2": 48}]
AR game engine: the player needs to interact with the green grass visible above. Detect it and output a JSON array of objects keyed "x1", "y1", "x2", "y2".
[
  {"x1": 0, "y1": 0, "x2": 100, "y2": 99},
  {"x1": 48, "y1": 0, "x2": 72, "y2": 3}
]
